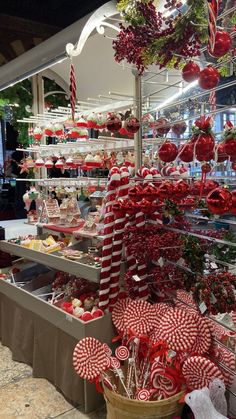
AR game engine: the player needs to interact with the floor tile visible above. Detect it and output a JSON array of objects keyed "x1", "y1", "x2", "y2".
[
  {"x1": 55, "y1": 406, "x2": 106, "y2": 418},
  {"x1": 0, "y1": 344, "x2": 32, "y2": 387},
  {"x1": 0, "y1": 377, "x2": 73, "y2": 418}
]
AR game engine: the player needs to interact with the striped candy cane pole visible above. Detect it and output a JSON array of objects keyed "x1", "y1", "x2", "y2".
[
  {"x1": 109, "y1": 167, "x2": 130, "y2": 308},
  {"x1": 70, "y1": 62, "x2": 76, "y2": 121},
  {"x1": 99, "y1": 167, "x2": 121, "y2": 310},
  {"x1": 207, "y1": 0, "x2": 219, "y2": 52}
]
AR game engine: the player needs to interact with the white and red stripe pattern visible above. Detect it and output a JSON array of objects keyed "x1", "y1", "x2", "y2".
[
  {"x1": 215, "y1": 345, "x2": 235, "y2": 386},
  {"x1": 99, "y1": 167, "x2": 121, "y2": 310},
  {"x1": 109, "y1": 167, "x2": 130, "y2": 308},
  {"x1": 182, "y1": 355, "x2": 224, "y2": 390},
  {"x1": 70, "y1": 62, "x2": 76, "y2": 121},
  {"x1": 190, "y1": 314, "x2": 212, "y2": 355},
  {"x1": 207, "y1": 0, "x2": 219, "y2": 52},
  {"x1": 124, "y1": 299, "x2": 156, "y2": 335},
  {"x1": 73, "y1": 337, "x2": 109, "y2": 381},
  {"x1": 157, "y1": 308, "x2": 198, "y2": 352},
  {"x1": 112, "y1": 297, "x2": 131, "y2": 334}
]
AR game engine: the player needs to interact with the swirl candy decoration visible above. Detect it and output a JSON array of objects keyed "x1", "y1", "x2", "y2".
[
  {"x1": 136, "y1": 389, "x2": 151, "y2": 401},
  {"x1": 109, "y1": 166, "x2": 130, "y2": 308},
  {"x1": 207, "y1": 0, "x2": 219, "y2": 52},
  {"x1": 115, "y1": 345, "x2": 130, "y2": 361},
  {"x1": 69, "y1": 62, "x2": 76, "y2": 121},
  {"x1": 99, "y1": 167, "x2": 121, "y2": 310}
]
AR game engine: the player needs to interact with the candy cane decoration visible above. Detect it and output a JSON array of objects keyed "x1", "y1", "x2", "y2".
[
  {"x1": 70, "y1": 61, "x2": 76, "y2": 121},
  {"x1": 99, "y1": 167, "x2": 120, "y2": 310},
  {"x1": 207, "y1": 0, "x2": 219, "y2": 52},
  {"x1": 109, "y1": 167, "x2": 130, "y2": 308}
]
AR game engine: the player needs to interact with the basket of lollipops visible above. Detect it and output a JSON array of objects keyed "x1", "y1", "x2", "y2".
[{"x1": 72, "y1": 295, "x2": 233, "y2": 418}]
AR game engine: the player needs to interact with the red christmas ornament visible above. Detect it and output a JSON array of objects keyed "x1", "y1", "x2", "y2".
[
  {"x1": 191, "y1": 180, "x2": 203, "y2": 196},
  {"x1": 173, "y1": 180, "x2": 190, "y2": 199},
  {"x1": 158, "y1": 142, "x2": 178, "y2": 163},
  {"x1": 198, "y1": 66, "x2": 220, "y2": 90},
  {"x1": 208, "y1": 31, "x2": 232, "y2": 58},
  {"x1": 155, "y1": 118, "x2": 170, "y2": 135},
  {"x1": 157, "y1": 181, "x2": 173, "y2": 200},
  {"x1": 206, "y1": 187, "x2": 232, "y2": 215},
  {"x1": 195, "y1": 134, "x2": 215, "y2": 160},
  {"x1": 182, "y1": 61, "x2": 200, "y2": 83},
  {"x1": 106, "y1": 114, "x2": 122, "y2": 133},
  {"x1": 172, "y1": 121, "x2": 187, "y2": 135},
  {"x1": 143, "y1": 184, "x2": 158, "y2": 202},
  {"x1": 179, "y1": 143, "x2": 194, "y2": 163},
  {"x1": 216, "y1": 143, "x2": 228, "y2": 162},
  {"x1": 119, "y1": 126, "x2": 128, "y2": 136},
  {"x1": 231, "y1": 190, "x2": 236, "y2": 215},
  {"x1": 129, "y1": 185, "x2": 143, "y2": 202},
  {"x1": 224, "y1": 138, "x2": 236, "y2": 158},
  {"x1": 125, "y1": 116, "x2": 140, "y2": 134},
  {"x1": 201, "y1": 162, "x2": 212, "y2": 174},
  {"x1": 204, "y1": 180, "x2": 219, "y2": 193}
]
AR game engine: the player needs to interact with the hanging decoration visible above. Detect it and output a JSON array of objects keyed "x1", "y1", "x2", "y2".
[
  {"x1": 69, "y1": 61, "x2": 76, "y2": 121},
  {"x1": 206, "y1": 0, "x2": 220, "y2": 53}
]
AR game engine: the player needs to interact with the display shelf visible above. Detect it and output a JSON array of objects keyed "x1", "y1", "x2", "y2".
[{"x1": 0, "y1": 241, "x2": 101, "y2": 282}]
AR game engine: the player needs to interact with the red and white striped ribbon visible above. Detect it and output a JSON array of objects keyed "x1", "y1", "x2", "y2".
[
  {"x1": 135, "y1": 211, "x2": 149, "y2": 300},
  {"x1": 109, "y1": 167, "x2": 130, "y2": 308},
  {"x1": 70, "y1": 62, "x2": 76, "y2": 121},
  {"x1": 99, "y1": 167, "x2": 121, "y2": 310},
  {"x1": 207, "y1": 0, "x2": 219, "y2": 51},
  {"x1": 209, "y1": 89, "x2": 217, "y2": 117}
]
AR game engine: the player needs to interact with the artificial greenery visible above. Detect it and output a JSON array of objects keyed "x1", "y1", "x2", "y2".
[
  {"x1": 182, "y1": 235, "x2": 206, "y2": 274},
  {"x1": 0, "y1": 78, "x2": 68, "y2": 147},
  {"x1": 212, "y1": 230, "x2": 236, "y2": 264}
]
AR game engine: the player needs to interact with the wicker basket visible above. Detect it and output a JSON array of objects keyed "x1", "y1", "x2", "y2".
[{"x1": 104, "y1": 387, "x2": 184, "y2": 419}]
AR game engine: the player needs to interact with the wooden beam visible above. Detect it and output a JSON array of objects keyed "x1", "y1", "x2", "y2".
[{"x1": 0, "y1": 14, "x2": 61, "y2": 38}]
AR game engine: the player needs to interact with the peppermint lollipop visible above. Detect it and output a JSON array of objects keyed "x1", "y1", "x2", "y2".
[
  {"x1": 115, "y1": 346, "x2": 129, "y2": 361},
  {"x1": 182, "y1": 356, "x2": 224, "y2": 390},
  {"x1": 158, "y1": 308, "x2": 198, "y2": 352},
  {"x1": 150, "y1": 362, "x2": 179, "y2": 398},
  {"x1": 154, "y1": 303, "x2": 174, "y2": 324},
  {"x1": 103, "y1": 343, "x2": 112, "y2": 357},
  {"x1": 175, "y1": 290, "x2": 198, "y2": 310},
  {"x1": 190, "y1": 314, "x2": 211, "y2": 355},
  {"x1": 110, "y1": 357, "x2": 121, "y2": 370},
  {"x1": 73, "y1": 337, "x2": 109, "y2": 381},
  {"x1": 124, "y1": 300, "x2": 156, "y2": 335},
  {"x1": 136, "y1": 389, "x2": 151, "y2": 401},
  {"x1": 112, "y1": 297, "x2": 131, "y2": 333}
]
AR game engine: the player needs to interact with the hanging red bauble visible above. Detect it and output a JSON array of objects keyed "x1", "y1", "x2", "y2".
[
  {"x1": 33, "y1": 127, "x2": 43, "y2": 141},
  {"x1": 179, "y1": 143, "x2": 194, "y2": 163},
  {"x1": 206, "y1": 188, "x2": 232, "y2": 215},
  {"x1": 155, "y1": 118, "x2": 170, "y2": 135},
  {"x1": 125, "y1": 116, "x2": 140, "y2": 134},
  {"x1": 173, "y1": 180, "x2": 190, "y2": 199},
  {"x1": 196, "y1": 150, "x2": 214, "y2": 162},
  {"x1": 143, "y1": 184, "x2": 158, "y2": 202},
  {"x1": 201, "y1": 162, "x2": 212, "y2": 174},
  {"x1": 198, "y1": 66, "x2": 220, "y2": 90},
  {"x1": 182, "y1": 61, "x2": 200, "y2": 83},
  {"x1": 172, "y1": 121, "x2": 187, "y2": 135},
  {"x1": 158, "y1": 142, "x2": 178, "y2": 163},
  {"x1": 195, "y1": 134, "x2": 215, "y2": 160},
  {"x1": 205, "y1": 180, "x2": 219, "y2": 193},
  {"x1": 129, "y1": 185, "x2": 143, "y2": 202},
  {"x1": 208, "y1": 31, "x2": 232, "y2": 58},
  {"x1": 106, "y1": 114, "x2": 122, "y2": 132},
  {"x1": 216, "y1": 143, "x2": 228, "y2": 162},
  {"x1": 224, "y1": 138, "x2": 236, "y2": 158},
  {"x1": 231, "y1": 190, "x2": 236, "y2": 215}
]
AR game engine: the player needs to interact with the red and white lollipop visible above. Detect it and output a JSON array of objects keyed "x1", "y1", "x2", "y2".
[
  {"x1": 115, "y1": 346, "x2": 129, "y2": 361},
  {"x1": 112, "y1": 297, "x2": 131, "y2": 333},
  {"x1": 124, "y1": 300, "x2": 156, "y2": 335},
  {"x1": 182, "y1": 356, "x2": 224, "y2": 390},
  {"x1": 190, "y1": 314, "x2": 211, "y2": 355},
  {"x1": 158, "y1": 308, "x2": 198, "y2": 352},
  {"x1": 73, "y1": 337, "x2": 109, "y2": 381},
  {"x1": 215, "y1": 345, "x2": 235, "y2": 386},
  {"x1": 136, "y1": 389, "x2": 151, "y2": 401}
]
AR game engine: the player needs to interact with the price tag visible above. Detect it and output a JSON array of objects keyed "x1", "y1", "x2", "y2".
[
  {"x1": 132, "y1": 275, "x2": 142, "y2": 282},
  {"x1": 158, "y1": 257, "x2": 164, "y2": 267},
  {"x1": 210, "y1": 262, "x2": 218, "y2": 269},
  {"x1": 66, "y1": 314, "x2": 73, "y2": 322},
  {"x1": 199, "y1": 301, "x2": 207, "y2": 314},
  {"x1": 210, "y1": 293, "x2": 217, "y2": 304}
]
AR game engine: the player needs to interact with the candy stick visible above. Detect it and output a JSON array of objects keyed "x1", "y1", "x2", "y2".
[
  {"x1": 135, "y1": 210, "x2": 149, "y2": 300},
  {"x1": 207, "y1": 0, "x2": 219, "y2": 52},
  {"x1": 99, "y1": 167, "x2": 121, "y2": 310},
  {"x1": 109, "y1": 167, "x2": 130, "y2": 308}
]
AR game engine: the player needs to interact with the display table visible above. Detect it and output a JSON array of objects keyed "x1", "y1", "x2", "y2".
[{"x1": 0, "y1": 279, "x2": 114, "y2": 413}]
